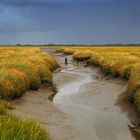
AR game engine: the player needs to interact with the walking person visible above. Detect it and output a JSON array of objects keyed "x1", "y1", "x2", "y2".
[{"x1": 65, "y1": 57, "x2": 68, "y2": 65}]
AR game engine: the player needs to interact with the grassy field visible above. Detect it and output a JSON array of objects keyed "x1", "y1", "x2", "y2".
[
  {"x1": 57, "y1": 46, "x2": 140, "y2": 112},
  {"x1": 0, "y1": 47, "x2": 58, "y2": 99},
  {"x1": 0, "y1": 46, "x2": 59, "y2": 140}
]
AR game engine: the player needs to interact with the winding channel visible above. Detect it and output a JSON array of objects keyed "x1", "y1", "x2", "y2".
[{"x1": 53, "y1": 54, "x2": 138, "y2": 140}]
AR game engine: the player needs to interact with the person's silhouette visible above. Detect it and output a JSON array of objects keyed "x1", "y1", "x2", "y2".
[{"x1": 65, "y1": 57, "x2": 68, "y2": 65}]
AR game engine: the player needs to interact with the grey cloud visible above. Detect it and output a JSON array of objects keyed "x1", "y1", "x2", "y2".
[
  {"x1": 0, "y1": 0, "x2": 60, "y2": 8},
  {"x1": 0, "y1": 0, "x2": 119, "y2": 7},
  {"x1": 0, "y1": 0, "x2": 139, "y2": 45},
  {"x1": 0, "y1": 0, "x2": 136, "y2": 8}
]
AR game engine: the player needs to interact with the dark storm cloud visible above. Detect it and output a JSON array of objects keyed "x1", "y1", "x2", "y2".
[
  {"x1": 0, "y1": 0, "x2": 140, "y2": 44},
  {"x1": 0, "y1": 0, "x2": 63, "y2": 9},
  {"x1": 0, "y1": 0, "x2": 51, "y2": 6},
  {"x1": 0, "y1": 0, "x2": 137, "y2": 7},
  {"x1": 0, "y1": 0, "x2": 87, "y2": 7}
]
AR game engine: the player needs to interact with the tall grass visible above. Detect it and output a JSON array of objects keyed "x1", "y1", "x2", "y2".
[
  {"x1": 0, "y1": 47, "x2": 58, "y2": 99},
  {"x1": 73, "y1": 50, "x2": 92, "y2": 61}
]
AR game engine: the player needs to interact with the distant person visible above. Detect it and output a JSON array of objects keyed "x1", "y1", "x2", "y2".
[{"x1": 65, "y1": 57, "x2": 68, "y2": 65}]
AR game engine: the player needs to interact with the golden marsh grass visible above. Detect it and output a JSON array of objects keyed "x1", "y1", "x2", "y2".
[{"x1": 0, "y1": 47, "x2": 58, "y2": 99}]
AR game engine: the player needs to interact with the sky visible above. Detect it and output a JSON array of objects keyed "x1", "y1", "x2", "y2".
[{"x1": 0, "y1": 0, "x2": 140, "y2": 45}]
